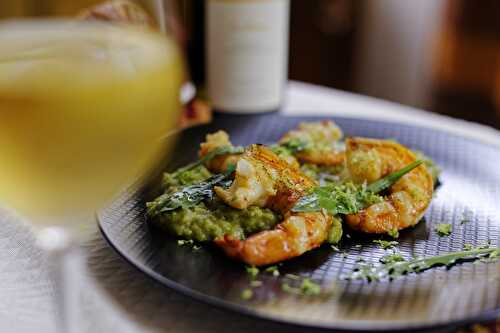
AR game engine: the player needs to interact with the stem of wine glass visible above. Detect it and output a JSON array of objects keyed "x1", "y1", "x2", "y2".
[{"x1": 37, "y1": 227, "x2": 79, "y2": 333}]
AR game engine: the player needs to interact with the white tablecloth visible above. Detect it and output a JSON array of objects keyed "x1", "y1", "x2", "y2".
[{"x1": 2, "y1": 81, "x2": 499, "y2": 333}]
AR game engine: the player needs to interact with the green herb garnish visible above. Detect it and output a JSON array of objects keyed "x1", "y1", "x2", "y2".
[
  {"x1": 245, "y1": 266, "x2": 259, "y2": 279},
  {"x1": 279, "y1": 138, "x2": 309, "y2": 154},
  {"x1": 147, "y1": 165, "x2": 235, "y2": 217},
  {"x1": 241, "y1": 289, "x2": 253, "y2": 300},
  {"x1": 365, "y1": 160, "x2": 423, "y2": 193},
  {"x1": 388, "y1": 228, "x2": 399, "y2": 238},
  {"x1": 373, "y1": 239, "x2": 399, "y2": 250},
  {"x1": 379, "y1": 252, "x2": 405, "y2": 264},
  {"x1": 264, "y1": 266, "x2": 280, "y2": 277},
  {"x1": 483, "y1": 248, "x2": 499, "y2": 262},
  {"x1": 177, "y1": 239, "x2": 193, "y2": 246},
  {"x1": 292, "y1": 161, "x2": 422, "y2": 215},
  {"x1": 463, "y1": 243, "x2": 474, "y2": 251},
  {"x1": 300, "y1": 278, "x2": 321, "y2": 295},
  {"x1": 292, "y1": 182, "x2": 382, "y2": 215},
  {"x1": 177, "y1": 239, "x2": 201, "y2": 251},
  {"x1": 345, "y1": 246, "x2": 499, "y2": 282},
  {"x1": 435, "y1": 223, "x2": 452, "y2": 237},
  {"x1": 281, "y1": 278, "x2": 321, "y2": 296}
]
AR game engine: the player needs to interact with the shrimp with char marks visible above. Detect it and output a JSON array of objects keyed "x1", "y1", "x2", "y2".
[
  {"x1": 279, "y1": 121, "x2": 345, "y2": 166},
  {"x1": 198, "y1": 130, "x2": 241, "y2": 173},
  {"x1": 345, "y1": 137, "x2": 434, "y2": 234},
  {"x1": 214, "y1": 144, "x2": 333, "y2": 266}
]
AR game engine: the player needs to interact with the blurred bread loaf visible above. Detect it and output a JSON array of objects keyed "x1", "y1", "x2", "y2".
[
  {"x1": 78, "y1": 0, "x2": 212, "y2": 128},
  {"x1": 78, "y1": 0, "x2": 154, "y2": 28}
]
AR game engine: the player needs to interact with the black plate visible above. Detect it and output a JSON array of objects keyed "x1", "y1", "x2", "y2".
[{"x1": 98, "y1": 114, "x2": 500, "y2": 332}]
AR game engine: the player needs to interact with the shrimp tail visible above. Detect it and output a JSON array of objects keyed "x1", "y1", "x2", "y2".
[
  {"x1": 345, "y1": 137, "x2": 434, "y2": 234},
  {"x1": 215, "y1": 212, "x2": 332, "y2": 266}
]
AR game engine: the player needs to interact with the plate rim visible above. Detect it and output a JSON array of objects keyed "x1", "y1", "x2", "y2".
[{"x1": 97, "y1": 114, "x2": 500, "y2": 332}]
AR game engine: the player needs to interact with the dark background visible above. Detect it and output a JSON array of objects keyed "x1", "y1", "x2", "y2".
[{"x1": 288, "y1": 0, "x2": 500, "y2": 128}]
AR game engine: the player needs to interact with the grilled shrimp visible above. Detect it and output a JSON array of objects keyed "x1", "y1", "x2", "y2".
[
  {"x1": 214, "y1": 145, "x2": 332, "y2": 266},
  {"x1": 199, "y1": 130, "x2": 300, "y2": 173},
  {"x1": 279, "y1": 121, "x2": 345, "y2": 166},
  {"x1": 199, "y1": 130, "x2": 241, "y2": 173},
  {"x1": 214, "y1": 144, "x2": 315, "y2": 212},
  {"x1": 215, "y1": 211, "x2": 332, "y2": 266},
  {"x1": 345, "y1": 137, "x2": 434, "y2": 234}
]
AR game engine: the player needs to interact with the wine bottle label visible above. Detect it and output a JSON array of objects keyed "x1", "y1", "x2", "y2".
[{"x1": 206, "y1": 0, "x2": 289, "y2": 113}]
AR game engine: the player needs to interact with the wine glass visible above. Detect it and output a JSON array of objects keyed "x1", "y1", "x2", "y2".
[{"x1": 0, "y1": 1, "x2": 184, "y2": 332}]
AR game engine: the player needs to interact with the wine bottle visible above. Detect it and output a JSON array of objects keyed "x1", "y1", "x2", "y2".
[
  {"x1": 179, "y1": 0, "x2": 206, "y2": 87},
  {"x1": 206, "y1": 0, "x2": 290, "y2": 113}
]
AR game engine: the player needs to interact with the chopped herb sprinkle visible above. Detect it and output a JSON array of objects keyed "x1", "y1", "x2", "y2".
[
  {"x1": 463, "y1": 243, "x2": 474, "y2": 251},
  {"x1": 344, "y1": 246, "x2": 499, "y2": 282},
  {"x1": 373, "y1": 239, "x2": 399, "y2": 250},
  {"x1": 177, "y1": 239, "x2": 202, "y2": 251},
  {"x1": 241, "y1": 289, "x2": 253, "y2": 300},
  {"x1": 245, "y1": 266, "x2": 259, "y2": 279},
  {"x1": 300, "y1": 278, "x2": 321, "y2": 296},
  {"x1": 281, "y1": 278, "x2": 321, "y2": 296},
  {"x1": 481, "y1": 248, "x2": 499, "y2": 262},
  {"x1": 379, "y1": 252, "x2": 405, "y2": 264},
  {"x1": 435, "y1": 223, "x2": 452, "y2": 237},
  {"x1": 388, "y1": 228, "x2": 399, "y2": 238},
  {"x1": 264, "y1": 266, "x2": 280, "y2": 277}
]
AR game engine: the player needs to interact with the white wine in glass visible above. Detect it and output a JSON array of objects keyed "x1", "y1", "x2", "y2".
[
  {"x1": 0, "y1": 20, "x2": 183, "y2": 224},
  {"x1": 0, "y1": 20, "x2": 184, "y2": 331}
]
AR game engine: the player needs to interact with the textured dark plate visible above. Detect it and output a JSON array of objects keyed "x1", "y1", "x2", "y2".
[{"x1": 98, "y1": 114, "x2": 500, "y2": 332}]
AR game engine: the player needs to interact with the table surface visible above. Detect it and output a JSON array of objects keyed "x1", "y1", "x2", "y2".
[{"x1": 2, "y1": 81, "x2": 499, "y2": 333}]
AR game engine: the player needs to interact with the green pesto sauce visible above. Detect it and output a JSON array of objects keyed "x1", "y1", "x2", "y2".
[
  {"x1": 155, "y1": 166, "x2": 281, "y2": 242},
  {"x1": 162, "y1": 165, "x2": 212, "y2": 189},
  {"x1": 155, "y1": 199, "x2": 281, "y2": 242}
]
